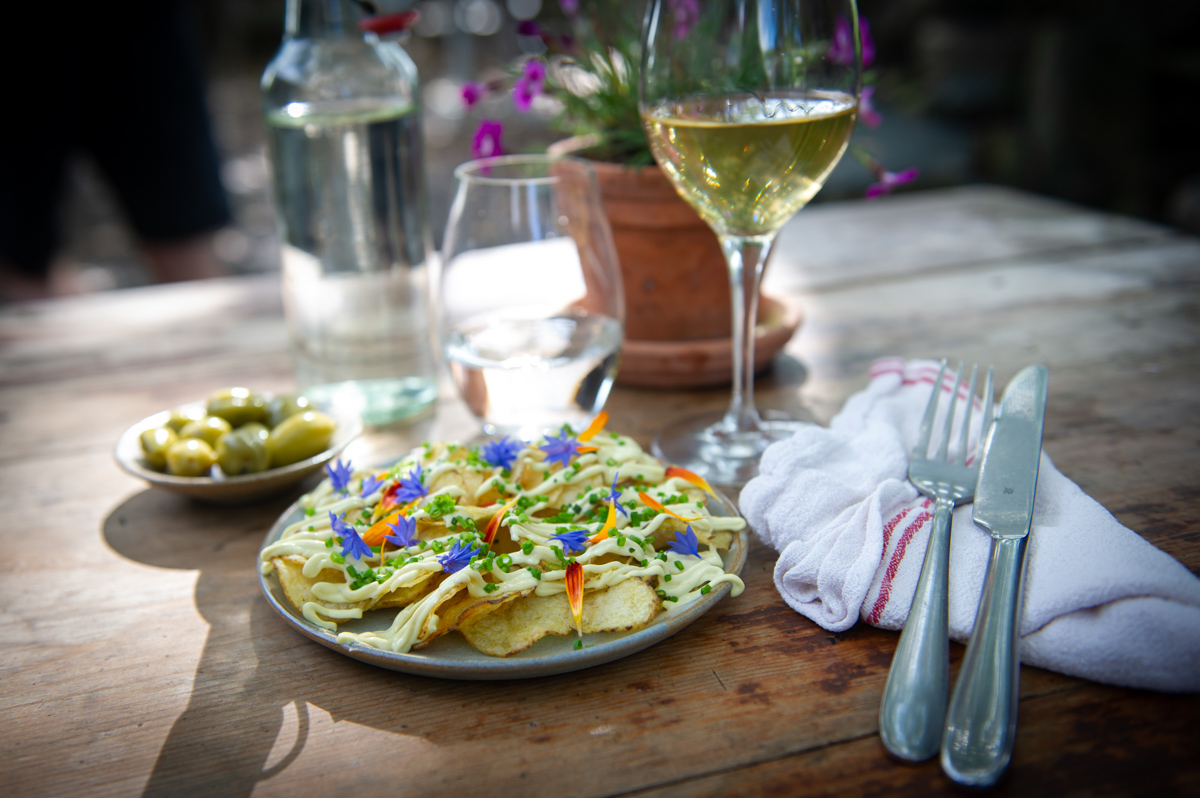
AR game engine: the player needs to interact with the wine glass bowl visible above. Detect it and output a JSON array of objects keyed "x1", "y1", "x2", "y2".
[
  {"x1": 639, "y1": 0, "x2": 863, "y2": 487},
  {"x1": 434, "y1": 155, "x2": 625, "y2": 441}
]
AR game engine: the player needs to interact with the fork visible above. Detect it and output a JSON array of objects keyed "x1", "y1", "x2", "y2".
[{"x1": 879, "y1": 360, "x2": 994, "y2": 762}]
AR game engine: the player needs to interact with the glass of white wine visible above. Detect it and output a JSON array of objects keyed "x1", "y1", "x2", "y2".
[{"x1": 640, "y1": 0, "x2": 863, "y2": 488}]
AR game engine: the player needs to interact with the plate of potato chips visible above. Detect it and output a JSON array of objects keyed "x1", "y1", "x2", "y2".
[{"x1": 257, "y1": 420, "x2": 749, "y2": 679}]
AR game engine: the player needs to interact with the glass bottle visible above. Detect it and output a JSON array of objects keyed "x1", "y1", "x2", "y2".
[{"x1": 261, "y1": 0, "x2": 437, "y2": 426}]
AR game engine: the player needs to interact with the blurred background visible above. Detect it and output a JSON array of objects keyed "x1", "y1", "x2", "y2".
[{"x1": 4, "y1": 0, "x2": 1198, "y2": 298}]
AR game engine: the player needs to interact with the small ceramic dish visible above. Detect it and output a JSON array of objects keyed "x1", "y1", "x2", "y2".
[{"x1": 114, "y1": 400, "x2": 362, "y2": 504}]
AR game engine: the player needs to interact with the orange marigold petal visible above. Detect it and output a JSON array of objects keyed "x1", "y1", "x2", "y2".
[
  {"x1": 577, "y1": 445, "x2": 599, "y2": 454},
  {"x1": 362, "y1": 511, "x2": 401, "y2": 547},
  {"x1": 588, "y1": 502, "x2": 618, "y2": 544},
  {"x1": 565, "y1": 561, "x2": 584, "y2": 636},
  {"x1": 665, "y1": 465, "x2": 715, "y2": 496},
  {"x1": 484, "y1": 497, "x2": 520, "y2": 545},
  {"x1": 637, "y1": 491, "x2": 699, "y2": 522},
  {"x1": 577, "y1": 411, "x2": 609, "y2": 443}
]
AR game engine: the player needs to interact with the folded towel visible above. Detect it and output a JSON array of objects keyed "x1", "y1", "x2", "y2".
[{"x1": 740, "y1": 357, "x2": 1200, "y2": 693}]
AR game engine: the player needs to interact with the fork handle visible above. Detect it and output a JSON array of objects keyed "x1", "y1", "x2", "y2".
[
  {"x1": 878, "y1": 496, "x2": 953, "y2": 762},
  {"x1": 940, "y1": 536, "x2": 1029, "y2": 787}
]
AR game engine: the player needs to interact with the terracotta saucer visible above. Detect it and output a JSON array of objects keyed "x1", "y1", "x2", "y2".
[{"x1": 616, "y1": 295, "x2": 802, "y2": 389}]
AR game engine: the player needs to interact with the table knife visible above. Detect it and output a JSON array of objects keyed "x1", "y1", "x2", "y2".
[{"x1": 940, "y1": 365, "x2": 1048, "y2": 787}]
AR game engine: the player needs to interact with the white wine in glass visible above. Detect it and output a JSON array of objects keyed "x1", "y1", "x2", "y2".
[{"x1": 639, "y1": 0, "x2": 863, "y2": 487}]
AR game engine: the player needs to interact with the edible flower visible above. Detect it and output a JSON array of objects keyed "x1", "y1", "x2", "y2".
[
  {"x1": 391, "y1": 463, "x2": 428, "y2": 504},
  {"x1": 481, "y1": 435, "x2": 522, "y2": 471},
  {"x1": 606, "y1": 473, "x2": 629, "y2": 517},
  {"x1": 325, "y1": 458, "x2": 353, "y2": 495},
  {"x1": 359, "y1": 473, "x2": 385, "y2": 499},
  {"x1": 484, "y1": 497, "x2": 520, "y2": 545},
  {"x1": 551, "y1": 529, "x2": 589, "y2": 555},
  {"x1": 667, "y1": 0, "x2": 700, "y2": 40},
  {"x1": 638, "y1": 491, "x2": 699, "y2": 522},
  {"x1": 539, "y1": 429, "x2": 585, "y2": 469},
  {"x1": 383, "y1": 514, "x2": 418, "y2": 549},
  {"x1": 668, "y1": 525, "x2": 701, "y2": 558},
  {"x1": 664, "y1": 465, "x2": 715, "y2": 496},
  {"x1": 577, "y1": 411, "x2": 608, "y2": 442},
  {"x1": 565, "y1": 561, "x2": 584, "y2": 636},
  {"x1": 471, "y1": 119, "x2": 504, "y2": 159},
  {"x1": 331, "y1": 511, "x2": 372, "y2": 562},
  {"x1": 587, "y1": 501, "x2": 618, "y2": 544},
  {"x1": 438, "y1": 539, "x2": 479, "y2": 574}
]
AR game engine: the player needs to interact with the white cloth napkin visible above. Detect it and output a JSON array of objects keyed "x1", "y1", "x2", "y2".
[{"x1": 740, "y1": 357, "x2": 1200, "y2": 693}]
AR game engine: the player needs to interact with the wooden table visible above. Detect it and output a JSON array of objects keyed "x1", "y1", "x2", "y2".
[{"x1": 3, "y1": 186, "x2": 1197, "y2": 796}]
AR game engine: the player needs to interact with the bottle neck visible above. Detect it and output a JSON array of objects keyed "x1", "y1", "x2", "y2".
[{"x1": 284, "y1": 0, "x2": 366, "y2": 38}]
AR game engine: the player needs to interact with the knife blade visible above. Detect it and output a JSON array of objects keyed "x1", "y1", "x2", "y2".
[{"x1": 940, "y1": 364, "x2": 1048, "y2": 788}]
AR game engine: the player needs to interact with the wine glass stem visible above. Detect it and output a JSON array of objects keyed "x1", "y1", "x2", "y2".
[{"x1": 720, "y1": 233, "x2": 775, "y2": 434}]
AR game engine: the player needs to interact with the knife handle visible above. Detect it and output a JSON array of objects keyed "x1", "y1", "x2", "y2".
[
  {"x1": 878, "y1": 496, "x2": 952, "y2": 762},
  {"x1": 941, "y1": 535, "x2": 1029, "y2": 787}
]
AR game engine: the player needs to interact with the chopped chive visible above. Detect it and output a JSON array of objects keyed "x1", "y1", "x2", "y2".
[
  {"x1": 664, "y1": 574, "x2": 672, "y2": 582},
  {"x1": 324, "y1": 537, "x2": 334, "y2": 548},
  {"x1": 521, "y1": 540, "x2": 534, "y2": 555},
  {"x1": 573, "y1": 639, "x2": 582, "y2": 650},
  {"x1": 700, "y1": 584, "x2": 712, "y2": 595},
  {"x1": 664, "y1": 595, "x2": 678, "y2": 602},
  {"x1": 528, "y1": 568, "x2": 542, "y2": 580},
  {"x1": 305, "y1": 508, "x2": 315, "y2": 517},
  {"x1": 484, "y1": 583, "x2": 498, "y2": 593},
  {"x1": 331, "y1": 553, "x2": 345, "y2": 565},
  {"x1": 675, "y1": 560, "x2": 685, "y2": 571}
]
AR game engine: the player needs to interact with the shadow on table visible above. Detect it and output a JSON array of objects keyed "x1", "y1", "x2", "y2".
[{"x1": 103, "y1": 484, "x2": 695, "y2": 796}]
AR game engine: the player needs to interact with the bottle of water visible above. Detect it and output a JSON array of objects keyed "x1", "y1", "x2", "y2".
[{"x1": 261, "y1": 0, "x2": 437, "y2": 426}]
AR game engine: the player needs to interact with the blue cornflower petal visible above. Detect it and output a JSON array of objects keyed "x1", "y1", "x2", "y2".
[
  {"x1": 360, "y1": 474, "x2": 385, "y2": 498},
  {"x1": 438, "y1": 539, "x2": 478, "y2": 574},
  {"x1": 550, "y1": 528, "x2": 589, "y2": 555},
  {"x1": 393, "y1": 463, "x2": 428, "y2": 503},
  {"x1": 607, "y1": 473, "x2": 629, "y2": 517},
  {"x1": 325, "y1": 458, "x2": 354, "y2": 494},
  {"x1": 667, "y1": 525, "x2": 701, "y2": 558},
  {"x1": 539, "y1": 430, "x2": 582, "y2": 469},
  {"x1": 481, "y1": 435, "x2": 522, "y2": 471},
  {"x1": 383, "y1": 515, "x2": 418, "y2": 549},
  {"x1": 330, "y1": 511, "x2": 372, "y2": 561}
]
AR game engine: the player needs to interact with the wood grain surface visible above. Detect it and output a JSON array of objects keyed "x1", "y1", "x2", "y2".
[{"x1": 1, "y1": 186, "x2": 1197, "y2": 797}]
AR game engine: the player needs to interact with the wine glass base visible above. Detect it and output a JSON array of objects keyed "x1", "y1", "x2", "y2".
[{"x1": 652, "y1": 409, "x2": 814, "y2": 492}]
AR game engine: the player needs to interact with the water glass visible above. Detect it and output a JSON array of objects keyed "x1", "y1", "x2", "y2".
[{"x1": 435, "y1": 155, "x2": 625, "y2": 440}]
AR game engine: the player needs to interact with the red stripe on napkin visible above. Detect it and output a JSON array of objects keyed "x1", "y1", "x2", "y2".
[{"x1": 866, "y1": 505, "x2": 933, "y2": 625}]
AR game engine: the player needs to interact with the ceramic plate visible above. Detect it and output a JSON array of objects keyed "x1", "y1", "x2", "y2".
[
  {"x1": 258, "y1": 488, "x2": 749, "y2": 680},
  {"x1": 114, "y1": 400, "x2": 362, "y2": 504}
]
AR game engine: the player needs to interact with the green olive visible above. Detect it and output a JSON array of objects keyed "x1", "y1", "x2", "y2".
[
  {"x1": 266, "y1": 393, "x2": 315, "y2": 428},
  {"x1": 179, "y1": 416, "x2": 233, "y2": 447},
  {"x1": 267, "y1": 410, "x2": 337, "y2": 467},
  {"x1": 165, "y1": 406, "x2": 206, "y2": 432},
  {"x1": 216, "y1": 429, "x2": 270, "y2": 476},
  {"x1": 165, "y1": 438, "x2": 217, "y2": 477},
  {"x1": 139, "y1": 426, "x2": 178, "y2": 470},
  {"x1": 238, "y1": 422, "x2": 271, "y2": 443},
  {"x1": 206, "y1": 387, "x2": 268, "y2": 427}
]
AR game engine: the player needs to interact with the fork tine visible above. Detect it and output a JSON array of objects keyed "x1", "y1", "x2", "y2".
[
  {"x1": 935, "y1": 362, "x2": 965, "y2": 461},
  {"x1": 953, "y1": 364, "x2": 980, "y2": 465},
  {"x1": 978, "y1": 366, "x2": 995, "y2": 459},
  {"x1": 914, "y1": 360, "x2": 948, "y2": 459}
]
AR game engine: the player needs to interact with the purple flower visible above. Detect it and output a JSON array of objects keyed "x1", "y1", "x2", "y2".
[
  {"x1": 471, "y1": 119, "x2": 504, "y2": 159},
  {"x1": 331, "y1": 511, "x2": 373, "y2": 562},
  {"x1": 460, "y1": 81, "x2": 486, "y2": 109},
  {"x1": 516, "y1": 20, "x2": 542, "y2": 37},
  {"x1": 539, "y1": 429, "x2": 583, "y2": 469},
  {"x1": 668, "y1": 0, "x2": 699, "y2": 40},
  {"x1": 383, "y1": 514, "x2": 418, "y2": 549},
  {"x1": 360, "y1": 474, "x2": 385, "y2": 498},
  {"x1": 551, "y1": 529, "x2": 589, "y2": 555},
  {"x1": 830, "y1": 16, "x2": 874, "y2": 67},
  {"x1": 325, "y1": 458, "x2": 353, "y2": 495},
  {"x1": 866, "y1": 167, "x2": 919, "y2": 199},
  {"x1": 438, "y1": 539, "x2": 479, "y2": 574},
  {"x1": 512, "y1": 60, "x2": 546, "y2": 112},
  {"x1": 558, "y1": 0, "x2": 578, "y2": 16},
  {"x1": 859, "y1": 86, "x2": 882, "y2": 129},
  {"x1": 667, "y1": 525, "x2": 701, "y2": 558},
  {"x1": 607, "y1": 473, "x2": 629, "y2": 517},
  {"x1": 481, "y1": 435, "x2": 522, "y2": 471},
  {"x1": 392, "y1": 463, "x2": 428, "y2": 504}
]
